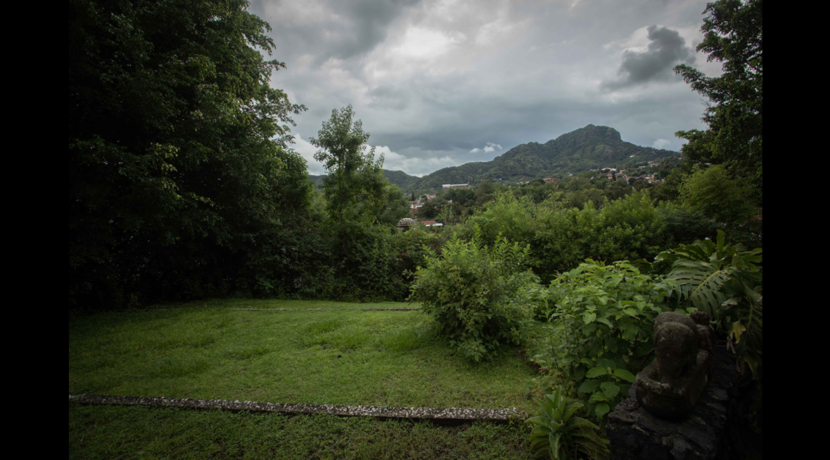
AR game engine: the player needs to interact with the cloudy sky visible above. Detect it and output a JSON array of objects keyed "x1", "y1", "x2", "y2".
[{"x1": 247, "y1": 0, "x2": 722, "y2": 176}]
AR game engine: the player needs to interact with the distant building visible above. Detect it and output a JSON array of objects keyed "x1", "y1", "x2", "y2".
[
  {"x1": 419, "y1": 220, "x2": 443, "y2": 227},
  {"x1": 442, "y1": 183, "x2": 470, "y2": 190},
  {"x1": 425, "y1": 194, "x2": 437, "y2": 201},
  {"x1": 544, "y1": 178, "x2": 558, "y2": 184}
]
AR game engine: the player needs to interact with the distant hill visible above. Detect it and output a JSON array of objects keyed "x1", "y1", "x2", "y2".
[
  {"x1": 309, "y1": 125, "x2": 681, "y2": 193},
  {"x1": 308, "y1": 169, "x2": 421, "y2": 192}
]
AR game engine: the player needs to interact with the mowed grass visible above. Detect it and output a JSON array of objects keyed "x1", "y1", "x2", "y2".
[
  {"x1": 69, "y1": 299, "x2": 539, "y2": 412},
  {"x1": 69, "y1": 402, "x2": 531, "y2": 460}
]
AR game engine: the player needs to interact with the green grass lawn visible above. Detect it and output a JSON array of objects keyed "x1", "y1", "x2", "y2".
[
  {"x1": 69, "y1": 299, "x2": 543, "y2": 459},
  {"x1": 69, "y1": 403, "x2": 531, "y2": 460},
  {"x1": 69, "y1": 299, "x2": 540, "y2": 411}
]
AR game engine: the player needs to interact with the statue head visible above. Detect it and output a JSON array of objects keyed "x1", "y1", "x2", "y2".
[
  {"x1": 689, "y1": 311, "x2": 710, "y2": 326},
  {"x1": 653, "y1": 312, "x2": 700, "y2": 379}
]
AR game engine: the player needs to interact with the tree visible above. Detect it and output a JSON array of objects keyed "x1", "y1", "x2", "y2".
[
  {"x1": 416, "y1": 201, "x2": 439, "y2": 219},
  {"x1": 69, "y1": 0, "x2": 310, "y2": 308},
  {"x1": 679, "y1": 164, "x2": 755, "y2": 224},
  {"x1": 377, "y1": 184, "x2": 410, "y2": 227},
  {"x1": 311, "y1": 105, "x2": 385, "y2": 231},
  {"x1": 673, "y1": 0, "x2": 762, "y2": 201}
]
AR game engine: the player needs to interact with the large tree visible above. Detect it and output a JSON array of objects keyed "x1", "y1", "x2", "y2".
[
  {"x1": 311, "y1": 105, "x2": 386, "y2": 230},
  {"x1": 673, "y1": 0, "x2": 762, "y2": 202},
  {"x1": 69, "y1": 0, "x2": 309, "y2": 308}
]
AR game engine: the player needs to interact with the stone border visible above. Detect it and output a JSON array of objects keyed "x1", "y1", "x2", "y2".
[
  {"x1": 69, "y1": 394, "x2": 526, "y2": 424},
  {"x1": 230, "y1": 308, "x2": 420, "y2": 311}
]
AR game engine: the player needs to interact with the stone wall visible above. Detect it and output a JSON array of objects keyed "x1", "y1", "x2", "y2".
[{"x1": 606, "y1": 345, "x2": 739, "y2": 460}]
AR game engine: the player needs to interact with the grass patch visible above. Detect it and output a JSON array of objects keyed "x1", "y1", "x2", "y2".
[
  {"x1": 69, "y1": 299, "x2": 540, "y2": 411},
  {"x1": 69, "y1": 402, "x2": 532, "y2": 459}
]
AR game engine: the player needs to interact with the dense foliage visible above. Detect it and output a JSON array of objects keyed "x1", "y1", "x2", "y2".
[
  {"x1": 69, "y1": 0, "x2": 311, "y2": 308},
  {"x1": 655, "y1": 230, "x2": 762, "y2": 377},
  {"x1": 388, "y1": 226, "x2": 444, "y2": 301},
  {"x1": 460, "y1": 191, "x2": 710, "y2": 283},
  {"x1": 534, "y1": 261, "x2": 677, "y2": 419},
  {"x1": 674, "y1": 0, "x2": 762, "y2": 203},
  {"x1": 409, "y1": 229, "x2": 538, "y2": 362}
]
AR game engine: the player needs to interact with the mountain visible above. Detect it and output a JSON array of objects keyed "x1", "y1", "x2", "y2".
[
  {"x1": 307, "y1": 169, "x2": 421, "y2": 192},
  {"x1": 309, "y1": 125, "x2": 681, "y2": 193}
]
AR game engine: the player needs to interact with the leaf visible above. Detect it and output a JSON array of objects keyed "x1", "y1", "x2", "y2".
[
  {"x1": 585, "y1": 367, "x2": 608, "y2": 378},
  {"x1": 601, "y1": 382, "x2": 620, "y2": 399},
  {"x1": 595, "y1": 403, "x2": 610, "y2": 418},
  {"x1": 613, "y1": 368, "x2": 636, "y2": 383},
  {"x1": 595, "y1": 357, "x2": 616, "y2": 370},
  {"x1": 730, "y1": 321, "x2": 746, "y2": 343},
  {"x1": 583, "y1": 312, "x2": 596, "y2": 324},
  {"x1": 588, "y1": 392, "x2": 607, "y2": 403},
  {"x1": 578, "y1": 379, "x2": 601, "y2": 394},
  {"x1": 562, "y1": 401, "x2": 584, "y2": 423},
  {"x1": 668, "y1": 259, "x2": 735, "y2": 319},
  {"x1": 550, "y1": 432, "x2": 562, "y2": 460},
  {"x1": 525, "y1": 416, "x2": 553, "y2": 430}
]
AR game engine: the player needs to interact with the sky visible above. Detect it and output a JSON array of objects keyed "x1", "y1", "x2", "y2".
[{"x1": 247, "y1": 0, "x2": 722, "y2": 176}]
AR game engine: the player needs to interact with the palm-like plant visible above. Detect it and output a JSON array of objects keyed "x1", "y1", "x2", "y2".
[
  {"x1": 654, "y1": 230, "x2": 761, "y2": 323},
  {"x1": 526, "y1": 387, "x2": 609, "y2": 460},
  {"x1": 654, "y1": 230, "x2": 762, "y2": 377}
]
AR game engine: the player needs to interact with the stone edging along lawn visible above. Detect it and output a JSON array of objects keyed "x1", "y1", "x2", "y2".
[
  {"x1": 229, "y1": 308, "x2": 421, "y2": 311},
  {"x1": 69, "y1": 394, "x2": 527, "y2": 424}
]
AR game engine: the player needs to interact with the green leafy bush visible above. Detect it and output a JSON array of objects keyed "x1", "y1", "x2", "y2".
[
  {"x1": 532, "y1": 192, "x2": 670, "y2": 282},
  {"x1": 327, "y1": 222, "x2": 396, "y2": 302},
  {"x1": 679, "y1": 164, "x2": 758, "y2": 225},
  {"x1": 525, "y1": 386, "x2": 609, "y2": 460},
  {"x1": 539, "y1": 260, "x2": 677, "y2": 419},
  {"x1": 388, "y1": 226, "x2": 444, "y2": 301},
  {"x1": 409, "y1": 227, "x2": 537, "y2": 362}
]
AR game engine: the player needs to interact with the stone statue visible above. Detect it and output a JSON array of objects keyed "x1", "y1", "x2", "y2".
[{"x1": 635, "y1": 311, "x2": 714, "y2": 420}]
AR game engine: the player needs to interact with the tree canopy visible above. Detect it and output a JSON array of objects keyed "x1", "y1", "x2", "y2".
[
  {"x1": 69, "y1": 0, "x2": 310, "y2": 308},
  {"x1": 674, "y1": 0, "x2": 762, "y2": 202},
  {"x1": 311, "y1": 105, "x2": 386, "y2": 230}
]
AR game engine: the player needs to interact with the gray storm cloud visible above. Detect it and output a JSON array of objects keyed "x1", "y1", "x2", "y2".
[
  {"x1": 245, "y1": 1, "x2": 714, "y2": 176},
  {"x1": 603, "y1": 25, "x2": 696, "y2": 90},
  {"x1": 252, "y1": 0, "x2": 420, "y2": 64}
]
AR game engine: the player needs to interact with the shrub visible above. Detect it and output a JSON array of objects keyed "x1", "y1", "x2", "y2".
[
  {"x1": 526, "y1": 386, "x2": 609, "y2": 460},
  {"x1": 388, "y1": 226, "x2": 444, "y2": 301},
  {"x1": 409, "y1": 226, "x2": 537, "y2": 362},
  {"x1": 532, "y1": 192, "x2": 671, "y2": 283},
  {"x1": 538, "y1": 260, "x2": 679, "y2": 419}
]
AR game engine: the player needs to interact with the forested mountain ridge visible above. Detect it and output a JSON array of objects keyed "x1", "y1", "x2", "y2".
[{"x1": 309, "y1": 124, "x2": 681, "y2": 193}]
